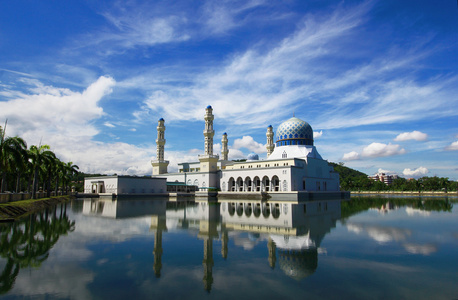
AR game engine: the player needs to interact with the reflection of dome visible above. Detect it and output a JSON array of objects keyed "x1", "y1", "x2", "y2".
[
  {"x1": 278, "y1": 249, "x2": 318, "y2": 280},
  {"x1": 276, "y1": 117, "x2": 313, "y2": 147},
  {"x1": 247, "y1": 152, "x2": 259, "y2": 161}
]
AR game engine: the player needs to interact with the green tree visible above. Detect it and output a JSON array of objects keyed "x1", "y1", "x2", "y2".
[
  {"x1": 28, "y1": 145, "x2": 56, "y2": 199},
  {"x1": 0, "y1": 122, "x2": 27, "y2": 193},
  {"x1": 61, "y1": 162, "x2": 79, "y2": 194}
]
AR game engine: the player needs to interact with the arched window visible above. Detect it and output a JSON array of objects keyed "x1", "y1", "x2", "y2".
[
  {"x1": 282, "y1": 151, "x2": 287, "y2": 158},
  {"x1": 283, "y1": 180, "x2": 288, "y2": 191},
  {"x1": 187, "y1": 179, "x2": 192, "y2": 185},
  {"x1": 194, "y1": 179, "x2": 199, "y2": 186}
]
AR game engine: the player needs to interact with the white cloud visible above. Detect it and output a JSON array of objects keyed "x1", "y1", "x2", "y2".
[
  {"x1": 378, "y1": 168, "x2": 396, "y2": 175},
  {"x1": 361, "y1": 142, "x2": 406, "y2": 158},
  {"x1": 232, "y1": 136, "x2": 266, "y2": 154},
  {"x1": 342, "y1": 151, "x2": 360, "y2": 161},
  {"x1": 445, "y1": 141, "x2": 458, "y2": 151},
  {"x1": 104, "y1": 122, "x2": 116, "y2": 128},
  {"x1": 0, "y1": 76, "x2": 115, "y2": 145},
  {"x1": 135, "y1": 2, "x2": 372, "y2": 127},
  {"x1": 313, "y1": 130, "x2": 323, "y2": 138},
  {"x1": 394, "y1": 131, "x2": 428, "y2": 141},
  {"x1": 402, "y1": 166, "x2": 429, "y2": 178},
  {"x1": 342, "y1": 142, "x2": 406, "y2": 162}
]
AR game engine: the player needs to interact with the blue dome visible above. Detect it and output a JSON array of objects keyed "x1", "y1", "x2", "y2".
[
  {"x1": 247, "y1": 152, "x2": 259, "y2": 161},
  {"x1": 206, "y1": 105, "x2": 212, "y2": 109},
  {"x1": 159, "y1": 118, "x2": 164, "y2": 121},
  {"x1": 276, "y1": 117, "x2": 313, "y2": 147}
]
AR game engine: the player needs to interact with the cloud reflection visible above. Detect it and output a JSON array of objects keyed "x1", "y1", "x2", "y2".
[{"x1": 346, "y1": 223, "x2": 411, "y2": 243}]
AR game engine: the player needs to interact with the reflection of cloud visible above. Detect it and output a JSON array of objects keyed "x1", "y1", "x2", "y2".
[
  {"x1": 347, "y1": 223, "x2": 411, "y2": 243},
  {"x1": 229, "y1": 231, "x2": 267, "y2": 250},
  {"x1": 403, "y1": 243, "x2": 437, "y2": 255},
  {"x1": 10, "y1": 264, "x2": 94, "y2": 300},
  {"x1": 405, "y1": 207, "x2": 430, "y2": 217}
]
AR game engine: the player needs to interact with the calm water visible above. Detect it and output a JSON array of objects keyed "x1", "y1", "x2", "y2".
[{"x1": 1, "y1": 196, "x2": 457, "y2": 299}]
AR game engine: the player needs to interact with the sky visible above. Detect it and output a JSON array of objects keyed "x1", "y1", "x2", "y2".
[{"x1": 0, "y1": 0, "x2": 457, "y2": 180}]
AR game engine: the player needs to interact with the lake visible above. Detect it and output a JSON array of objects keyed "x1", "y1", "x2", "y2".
[{"x1": 1, "y1": 195, "x2": 457, "y2": 299}]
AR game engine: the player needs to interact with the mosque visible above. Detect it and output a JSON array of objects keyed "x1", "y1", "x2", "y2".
[{"x1": 151, "y1": 105, "x2": 343, "y2": 199}]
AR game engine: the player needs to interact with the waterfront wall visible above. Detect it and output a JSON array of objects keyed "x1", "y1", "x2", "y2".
[
  {"x1": 351, "y1": 191, "x2": 458, "y2": 196},
  {"x1": 0, "y1": 191, "x2": 71, "y2": 203}
]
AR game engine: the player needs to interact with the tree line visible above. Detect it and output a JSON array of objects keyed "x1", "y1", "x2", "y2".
[
  {"x1": 0, "y1": 121, "x2": 79, "y2": 198},
  {"x1": 330, "y1": 162, "x2": 458, "y2": 192}
]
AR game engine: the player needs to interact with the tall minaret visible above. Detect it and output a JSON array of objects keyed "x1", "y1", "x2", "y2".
[
  {"x1": 221, "y1": 132, "x2": 228, "y2": 161},
  {"x1": 151, "y1": 118, "x2": 169, "y2": 175},
  {"x1": 266, "y1": 125, "x2": 275, "y2": 157},
  {"x1": 199, "y1": 106, "x2": 219, "y2": 173},
  {"x1": 204, "y1": 106, "x2": 215, "y2": 155}
]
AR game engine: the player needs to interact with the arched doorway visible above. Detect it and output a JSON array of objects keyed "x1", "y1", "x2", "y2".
[
  {"x1": 262, "y1": 176, "x2": 270, "y2": 192},
  {"x1": 253, "y1": 176, "x2": 261, "y2": 192},
  {"x1": 244, "y1": 177, "x2": 252, "y2": 192},
  {"x1": 236, "y1": 177, "x2": 244, "y2": 192},
  {"x1": 271, "y1": 176, "x2": 280, "y2": 192},
  {"x1": 228, "y1": 177, "x2": 235, "y2": 192}
]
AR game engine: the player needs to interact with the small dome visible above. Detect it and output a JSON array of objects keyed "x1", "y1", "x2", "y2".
[
  {"x1": 206, "y1": 105, "x2": 212, "y2": 109},
  {"x1": 247, "y1": 152, "x2": 259, "y2": 161},
  {"x1": 223, "y1": 132, "x2": 227, "y2": 135},
  {"x1": 159, "y1": 118, "x2": 164, "y2": 121},
  {"x1": 276, "y1": 117, "x2": 313, "y2": 147}
]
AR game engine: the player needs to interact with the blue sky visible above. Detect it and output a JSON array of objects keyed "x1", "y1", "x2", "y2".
[{"x1": 0, "y1": 0, "x2": 457, "y2": 180}]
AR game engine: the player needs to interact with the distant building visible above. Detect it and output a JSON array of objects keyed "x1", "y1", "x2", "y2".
[
  {"x1": 369, "y1": 173, "x2": 399, "y2": 185},
  {"x1": 84, "y1": 175, "x2": 167, "y2": 196}
]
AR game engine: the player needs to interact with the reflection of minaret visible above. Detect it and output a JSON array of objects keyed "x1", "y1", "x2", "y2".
[
  {"x1": 202, "y1": 238, "x2": 214, "y2": 292},
  {"x1": 267, "y1": 237, "x2": 276, "y2": 269},
  {"x1": 221, "y1": 231, "x2": 228, "y2": 259},
  {"x1": 151, "y1": 118, "x2": 169, "y2": 175},
  {"x1": 151, "y1": 215, "x2": 167, "y2": 278},
  {"x1": 221, "y1": 132, "x2": 228, "y2": 161},
  {"x1": 198, "y1": 203, "x2": 220, "y2": 292},
  {"x1": 266, "y1": 125, "x2": 274, "y2": 157}
]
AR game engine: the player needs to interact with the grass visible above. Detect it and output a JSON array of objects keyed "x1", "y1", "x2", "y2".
[{"x1": 0, "y1": 195, "x2": 73, "y2": 221}]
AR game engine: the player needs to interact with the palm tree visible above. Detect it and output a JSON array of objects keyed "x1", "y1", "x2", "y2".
[
  {"x1": 62, "y1": 162, "x2": 79, "y2": 194},
  {"x1": 43, "y1": 155, "x2": 61, "y2": 197},
  {"x1": 0, "y1": 121, "x2": 27, "y2": 193},
  {"x1": 28, "y1": 145, "x2": 56, "y2": 199}
]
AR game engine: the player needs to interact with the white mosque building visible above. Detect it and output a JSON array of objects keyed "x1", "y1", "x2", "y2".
[{"x1": 151, "y1": 106, "x2": 343, "y2": 200}]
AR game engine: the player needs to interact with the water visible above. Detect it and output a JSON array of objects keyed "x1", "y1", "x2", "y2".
[{"x1": 1, "y1": 196, "x2": 457, "y2": 299}]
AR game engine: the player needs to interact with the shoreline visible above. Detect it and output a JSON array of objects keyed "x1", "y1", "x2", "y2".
[
  {"x1": 0, "y1": 195, "x2": 74, "y2": 222},
  {"x1": 351, "y1": 191, "x2": 458, "y2": 196}
]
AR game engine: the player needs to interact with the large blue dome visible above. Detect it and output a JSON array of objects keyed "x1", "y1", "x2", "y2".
[{"x1": 276, "y1": 117, "x2": 313, "y2": 147}]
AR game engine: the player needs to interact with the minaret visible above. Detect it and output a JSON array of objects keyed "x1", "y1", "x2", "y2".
[
  {"x1": 204, "y1": 106, "x2": 215, "y2": 155},
  {"x1": 151, "y1": 118, "x2": 169, "y2": 175},
  {"x1": 266, "y1": 125, "x2": 275, "y2": 157},
  {"x1": 221, "y1": 132, "x2": 228, "y2": 161},
  {"x1": 199, "y1": 106, "x2": 219, "y2": 173}
]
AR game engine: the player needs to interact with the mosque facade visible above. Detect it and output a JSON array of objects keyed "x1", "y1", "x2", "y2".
[{"x1": 151, "y1": 106, "x2": 341, "y2": 196}]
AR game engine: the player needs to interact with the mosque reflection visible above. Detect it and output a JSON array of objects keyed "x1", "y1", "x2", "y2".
[{"x1": 82, "y1": 198, "x2": 341, "y2": 291}]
